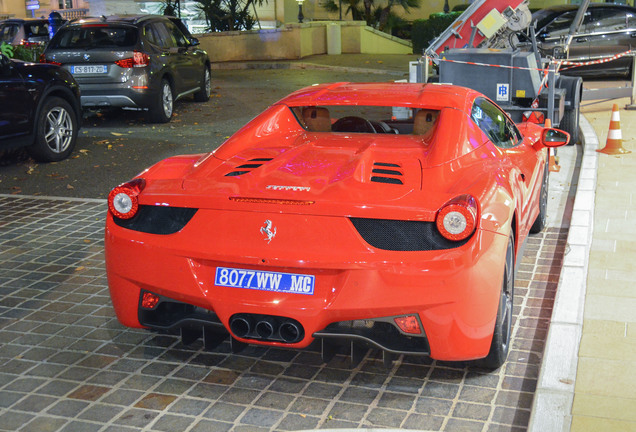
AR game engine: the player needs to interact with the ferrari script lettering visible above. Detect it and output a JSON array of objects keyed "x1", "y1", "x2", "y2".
[
  {"x1": 266, "y1": 185, "x2": 311, "y2": 191},
  {"x1": 214, "y1": 267, "x2": 315, "y2": 295}
]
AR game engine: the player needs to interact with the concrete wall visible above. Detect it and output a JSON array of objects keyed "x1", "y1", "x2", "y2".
[
  {"x1": 0, "y1": 0, "x2": 24, "y2": 18},
  {"x1": 198, "y1": 21, "x2": 412, "y2": 63}
]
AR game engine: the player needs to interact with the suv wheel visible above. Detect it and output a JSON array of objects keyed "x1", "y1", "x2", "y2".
[
  {"x1": 27, "y1": 96, "x2": 78, "y2": 162},
  {"x1": 150, "y1": 78, "x2": 173, "y2": 123},
  {"x1": 194, "y1": 67, "x2": 211, "y2": 102}
]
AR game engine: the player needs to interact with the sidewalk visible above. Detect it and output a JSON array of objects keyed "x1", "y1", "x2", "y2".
[
  {"x1": 571, "y1": 99, "x2": 636, "y2": 430},
  {"x1": 227, "y1": 53, "x2": 636, "y2": 429}
]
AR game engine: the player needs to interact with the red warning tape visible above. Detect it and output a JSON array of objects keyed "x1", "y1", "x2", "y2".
[
  {"x1": 558, "y1": 50, "x2": 634, "y2": 69},
  {"x1": 436, "y1": 50, "x2": 634, "y2": 71},
  {"x1": 437, "y1": 57, "x2": 545, "y2": 72}
]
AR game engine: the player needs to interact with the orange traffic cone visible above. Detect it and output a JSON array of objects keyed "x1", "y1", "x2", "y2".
[
  {"x1": 598, "y1": 104, "x2": 631, "y2": 155},
  {"x1": 544, "y1": 119, "x2": 561, "y2": 172}
]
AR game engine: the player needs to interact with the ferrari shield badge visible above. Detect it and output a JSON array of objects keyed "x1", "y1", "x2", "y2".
[{"x1": 260, "y1": 220, "x2": 276, "y2": 243}]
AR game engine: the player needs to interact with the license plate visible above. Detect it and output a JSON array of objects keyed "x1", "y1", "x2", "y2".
[
  {"x1": 215, "y1": 267, "x2": 315, "y2": 295},
  {"x1": 71, "y1": 65, "x2": 107, "y2": 74}
]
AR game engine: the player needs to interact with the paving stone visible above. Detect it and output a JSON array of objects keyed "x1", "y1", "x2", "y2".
[
  {"x1": 402, "y1": 413, "x2": 445, "y2": 430},
  {"x1": 151, "y1": 413, "x2": 197, "y2": 431},
  {"x1": 276, "y1": 413, "x2": 321, "y2": 431},
  {"x1": 203, "y1": 401, "x2": 246, "y2": 422},
  {"x1": 20, "y1": 416, "x2": 68, "y2": 432},
  {"x1": 113, "y1": 408, "x2": 160, "y2": 428},
  {"x1": 327, "y1": 401, "x2": 369, "y2": 422},
  {"x1": 190, "y1": 419, "x2": 233, "y2": 432},
  {"x1": 365, "y1": 407, "x2": 408, "y2": 428},
  {"x1": 254, "y1": 391, "x2": 295, "y2": 410},
  {"x1": 134, "y1": 393, "x2": 177, "y2": 410},
  {"x1": 289, "y1": 396, "x2": 330, "y2": 416},
  {"x1": 240, "y1": 407, "x2": 283, "y2": 427},
  {"x1": 59, "y1": 420, "x2": 103, "y2": 432}
]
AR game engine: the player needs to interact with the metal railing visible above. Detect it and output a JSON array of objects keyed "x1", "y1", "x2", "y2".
[{"x1": 59, "y1": 8, "x2": 89, "y2": 20}]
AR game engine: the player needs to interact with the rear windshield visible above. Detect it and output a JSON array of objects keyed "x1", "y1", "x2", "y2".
[
  {"x1": 49, "y1": 25, "x2": 138, "y2": 49},
  {"x1": 290, "y1": 105, "x2": 440, "y2": 136},
  {"x1": 23, "y1": 22, "x2": 50, "y2": 39}
]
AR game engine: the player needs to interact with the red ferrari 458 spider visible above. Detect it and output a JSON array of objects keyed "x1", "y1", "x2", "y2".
[{"x1": 105, "y1": 82, "x2": 569, "y2": 369}]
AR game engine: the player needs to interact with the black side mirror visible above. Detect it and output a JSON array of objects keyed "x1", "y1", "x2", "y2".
[
  {"x1": 541, "y1": 128, "x2": 570, "y2": 147},
  {"x1": 189, "y1": 37, "x2": 200, "y2": 46}
]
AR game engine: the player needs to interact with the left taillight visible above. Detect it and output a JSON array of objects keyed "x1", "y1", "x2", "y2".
[
  {"x1": 115, "y1": 51, "x2": 150, "y2": 68},
  {"x1": 435, "y1": 194, "x2": 478, "y2": 241},
  {"x1": 108, "y1": 178, "x2": 146, "y2": 220}
]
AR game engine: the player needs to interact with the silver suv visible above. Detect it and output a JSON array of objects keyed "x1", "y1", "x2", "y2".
[
  {"x1": 0, "y1": 18, "x2": 51, "y2": 46},
  {"x1": 41, "y1": 15, "x2": 211, "y2": 123}
]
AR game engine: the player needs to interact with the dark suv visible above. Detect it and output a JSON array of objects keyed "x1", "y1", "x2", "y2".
[
  {"x1": 41, "y1": 15, "x2": 211, "y2": 123},
  {"x1": 0, "y1": 54, "x2": 81, "y2": 162}
]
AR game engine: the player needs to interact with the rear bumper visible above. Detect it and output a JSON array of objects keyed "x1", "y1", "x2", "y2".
[
  {"x1": 105, "y1": 209, "x2": 509, "y2": 361},
  {"x1": 80, "y1": 86, "x2": 157, "y2": 109}
]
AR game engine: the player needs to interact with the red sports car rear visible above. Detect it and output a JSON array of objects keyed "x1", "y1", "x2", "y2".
[{"x1": 105, "y1": 82, "x2": 568, "y2": 369}]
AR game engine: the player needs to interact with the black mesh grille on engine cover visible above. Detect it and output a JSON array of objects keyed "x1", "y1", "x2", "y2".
[
  {"x1": 113, "y1": 205, "x2": 198, "y2": 235},
  {"x1": 349, "y1": 218, "x2": 469, "y2": 251}
]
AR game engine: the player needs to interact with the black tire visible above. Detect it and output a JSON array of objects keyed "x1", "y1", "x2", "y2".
[
  {"x1": 530, "y1": 159, "x2": 549, "y2": 234},
  {"x1": 475, "y1": 234, "x2": 514, "y2": 370},
  {"x1": 149, "y1": 78, "x2": 173, "y2": 123},
  {"x1": 193, "y1": 67, "x2": 211, "y2": 102},
  {"x1": 26, "y1": 96, "x2": 78, "y2": 162},
  {"x1": 557, "y1": 75, "x2": 582, "y2": 145}
]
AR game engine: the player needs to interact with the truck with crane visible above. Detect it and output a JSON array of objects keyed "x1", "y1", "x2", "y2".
[{"x1": 419, "y1": 0, "x2": 589, "y2": 143}]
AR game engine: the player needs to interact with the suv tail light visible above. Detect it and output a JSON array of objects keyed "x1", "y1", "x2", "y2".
[
  {"x1": 115, "y1": 51, "x2": 150, "y2": 68},
  {"x1": 436, "y1": 194, "x2": 478, "y2": 241},
  {"x1": 20, "y1": 40, "x2": 42, "y2": 47},
  {"x1": 108, "y1": 178, "x2": 146, "y2": 220}
]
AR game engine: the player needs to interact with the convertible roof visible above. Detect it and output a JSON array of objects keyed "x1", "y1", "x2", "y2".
[{"x1": 277, "y1": 82, "x2": 478, "y2": 112}]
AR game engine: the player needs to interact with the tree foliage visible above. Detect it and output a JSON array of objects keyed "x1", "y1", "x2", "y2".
[
  {"x1": 322, "y1": 0, "x2": 419, "y2": 33},
  {"x1": 192, "y1": 0, "x2": 267, "y2": 31}
]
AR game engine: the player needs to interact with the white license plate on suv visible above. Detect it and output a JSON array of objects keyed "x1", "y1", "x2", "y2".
[
  {"x1": 71, "y1": 65, "x2": 107, "y2": 74},
  {"x1": 215, "y1": 267, "x2": 315, "y2": 295}
]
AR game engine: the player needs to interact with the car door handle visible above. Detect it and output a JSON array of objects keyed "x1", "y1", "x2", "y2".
[
  {"x1": 575, "y1": 37, "x2": 587, "y2": 43},
  {"x1": 631, "y1": 32, "x2": 636, "y2": 38}
]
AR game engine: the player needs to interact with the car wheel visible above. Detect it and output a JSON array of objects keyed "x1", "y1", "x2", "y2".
[
  {"x1": 475, "y1": 234, "x2": 514, "y2": 370},
  {"x1": 193, "y1": 67, "x2": 211, "y2": 102},
  {"x1": 27, "y1": 96, "x2": 78, "y2": 162},
  {"x1": 530, "y1": 159, "x2": 549, "y2": 234},
  {"x1": 149, "y1": 78, "x2": 173, "y2": 123}
]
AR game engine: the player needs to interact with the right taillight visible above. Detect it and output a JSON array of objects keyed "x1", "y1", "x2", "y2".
[
  {"x1": 436, "y1": 195, "x2": 478, "y2": 241},
  {"x1": 115, "y1": 51, "x2": 150, "y2": 68}
]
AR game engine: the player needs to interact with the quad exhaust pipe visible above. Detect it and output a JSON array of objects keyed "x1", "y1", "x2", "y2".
[{"x1": 229, "y1": 314, "x2": 304, "y2": 343}]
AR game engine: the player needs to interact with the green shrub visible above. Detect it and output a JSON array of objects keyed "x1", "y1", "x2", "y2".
[
  {"x1": 411, "y1": 11, "x2": 461, "y2": 55},
  {"x1": 1, "y1": 42, "x2": 44, "y2": 62},
  {"x1": 12, "y1": 45, "x2": 44, "y2": 62}
]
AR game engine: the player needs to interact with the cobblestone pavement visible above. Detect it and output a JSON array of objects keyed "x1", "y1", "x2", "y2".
[{"x1": 0, "y1": 192, "x2": 571, "y2": 432}]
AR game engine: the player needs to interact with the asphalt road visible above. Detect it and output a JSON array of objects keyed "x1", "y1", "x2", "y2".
[{"x1": 0, "y1": 68, "x2": 405, "y2": 199}]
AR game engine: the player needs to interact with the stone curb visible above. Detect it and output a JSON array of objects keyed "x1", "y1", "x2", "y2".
[
  {"x1": 528, "y1": 116, "x2": 598, "y2": 432},
  {"x1": 210, "y1": 61, "x2": 407, "y2": 76}
]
